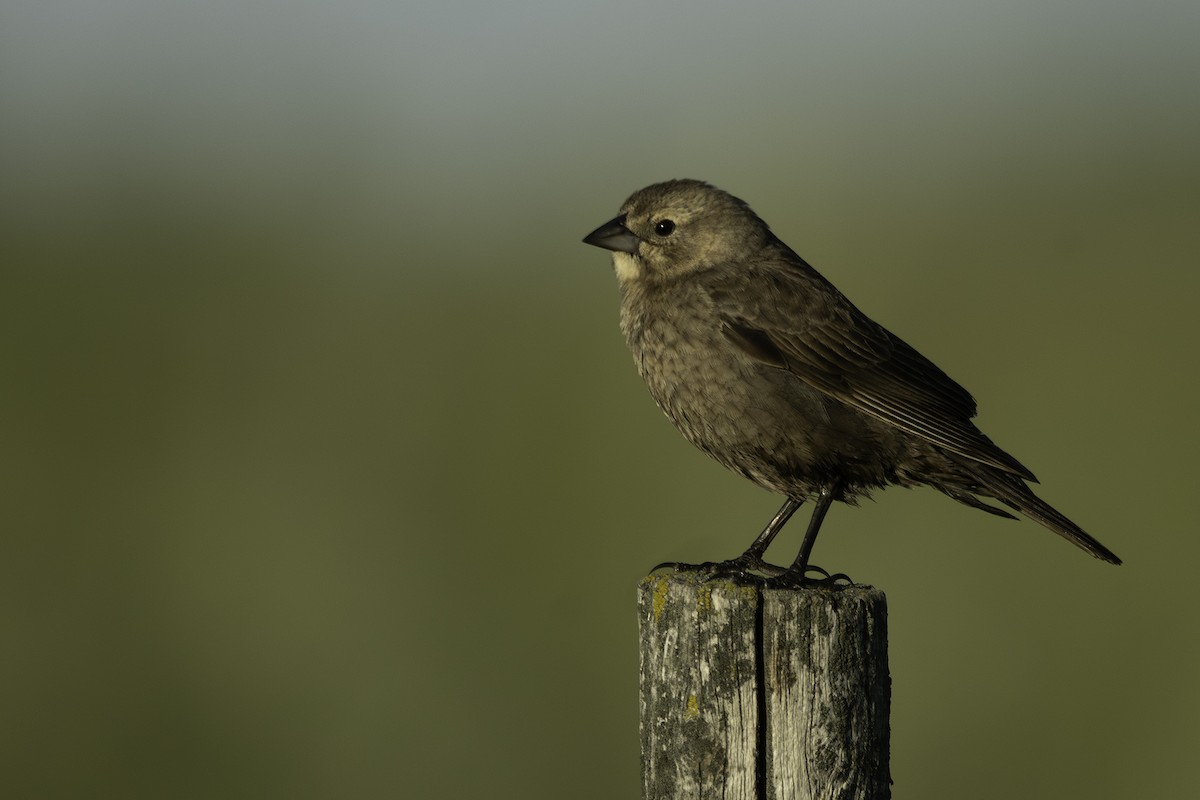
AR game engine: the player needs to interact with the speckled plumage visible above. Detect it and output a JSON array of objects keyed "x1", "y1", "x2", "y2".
[{"x1": 584, "y1": 179, "x2": 1120, "y2": 567}]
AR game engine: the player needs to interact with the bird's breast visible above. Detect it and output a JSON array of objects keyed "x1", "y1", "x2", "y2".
[{"x1": 621, "y1": 287, "x2": 795, "y2": 451}]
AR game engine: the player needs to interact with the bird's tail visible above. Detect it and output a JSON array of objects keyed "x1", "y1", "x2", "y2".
[{"x1": 962, "y1": 468, "x2": 1122, "y2": 564}]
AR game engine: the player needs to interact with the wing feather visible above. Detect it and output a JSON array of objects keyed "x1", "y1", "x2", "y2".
[{"x1": 711, "y1": 256, "x2": 1036, "y2": 481}]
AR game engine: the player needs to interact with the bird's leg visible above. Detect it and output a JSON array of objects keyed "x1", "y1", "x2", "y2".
[
  {"x1": 724, "y1": 496, "x2": 804, "y2": 574},
  {"x1": 770, "y1": 485, "x2": 852, "y2": 587},
  {"x1": 792, "y1": 486, "x2": 834, "y2": 573},
  {"x1": 651, "y1": 496, "x2": 804, "y2": 581}
]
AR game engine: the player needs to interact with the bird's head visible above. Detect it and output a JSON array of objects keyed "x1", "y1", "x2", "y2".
[{"x1": 583, "y1": 179, "x2": 771, "y2": 284}]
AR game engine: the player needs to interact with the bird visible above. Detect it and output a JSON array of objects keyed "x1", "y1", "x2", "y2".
[{"x1": 582, "y1": 179, "x2": 1120, "y2": 585}]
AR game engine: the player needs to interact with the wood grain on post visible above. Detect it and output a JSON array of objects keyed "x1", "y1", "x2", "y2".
[{"x1": 638, "y1": 573, "x2": 890, "y2": 800}]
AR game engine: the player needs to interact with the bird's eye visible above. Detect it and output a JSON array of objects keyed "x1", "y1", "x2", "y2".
[{"x1": 654, "y1": 219, "x2": 676, "y2": 237}]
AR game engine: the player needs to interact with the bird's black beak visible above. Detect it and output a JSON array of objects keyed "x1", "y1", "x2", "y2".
[{"x1": 583, "y1": 214, "x2": 641, "y2": 254}]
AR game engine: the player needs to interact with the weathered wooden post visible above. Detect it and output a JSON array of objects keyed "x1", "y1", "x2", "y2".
[{"x1": 638, "y1": 573, "x2": 890, "y2": 800}]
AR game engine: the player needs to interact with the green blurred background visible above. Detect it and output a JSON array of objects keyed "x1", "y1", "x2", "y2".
[{"x1": 3, "y1": 1, "x2": 1197, "y2": 797}]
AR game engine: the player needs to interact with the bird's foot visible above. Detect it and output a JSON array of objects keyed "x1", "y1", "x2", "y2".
[
  {"x1": 651, "y1": 553, "x2": 786, "y2": 585},
  {"x1": 764, "y1": 563, "x2": 853, "y2": 590}
]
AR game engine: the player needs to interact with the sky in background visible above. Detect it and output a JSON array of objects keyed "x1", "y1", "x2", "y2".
[{"x1": 3, "y1": 1, "x2": 1199, "y2": 798}]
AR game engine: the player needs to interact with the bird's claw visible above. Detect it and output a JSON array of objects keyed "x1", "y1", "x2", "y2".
[
  {"x1": 652, "y1": 555, "x2": 781, "y2": 584},
  {"x1": 651, "y1": 556, "x2": 853, "y2": 587},
  {"x1": 763, "y1": 564, "x2": 853, "y2": 590}
]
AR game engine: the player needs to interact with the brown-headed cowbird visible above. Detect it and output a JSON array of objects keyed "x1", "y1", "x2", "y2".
[{"x1": 583, "y1": 179, "x2": 1120, "y2": 583}]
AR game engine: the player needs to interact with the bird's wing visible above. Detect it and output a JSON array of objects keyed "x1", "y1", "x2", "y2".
[{"x1": 712, "y1": 257, "x2": 1036, "y2": 481}]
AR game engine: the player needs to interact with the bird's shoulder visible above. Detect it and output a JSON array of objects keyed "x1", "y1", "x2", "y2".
[{"x1": 699, "y1": 244, "x2": 901, "y2": 381}]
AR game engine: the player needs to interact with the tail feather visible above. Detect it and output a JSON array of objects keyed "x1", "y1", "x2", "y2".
[
  {"x1": 973, "y1": 469, "x2": 1122, "y2": 565},
  {"x1": 939, "y1": 484, "x2": 1018, "y2": 521}
]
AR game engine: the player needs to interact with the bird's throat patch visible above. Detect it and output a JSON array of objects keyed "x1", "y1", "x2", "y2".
[{"x1": 613, "y1": 252, "x2": 641, "y2": 282}]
